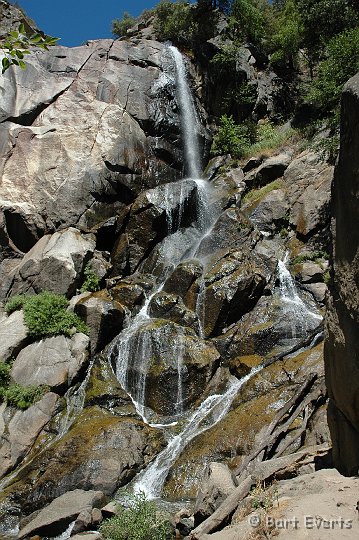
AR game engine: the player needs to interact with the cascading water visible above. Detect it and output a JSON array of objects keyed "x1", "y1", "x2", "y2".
[
  {"x1": 133, "y1": 365, "x2": 262, "y2": 498},
  {"x1": 168, "y1": 45, "x2": 202, "y2": 179},
  {"x1": 109, "y1": 45, "x2": 216, "y2": 424},
  {"x1": 277, "y1": 252, "x2": 322, "y2": 339}
]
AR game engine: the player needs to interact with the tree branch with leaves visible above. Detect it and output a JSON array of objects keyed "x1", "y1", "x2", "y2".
[{"x1": 0, "y1": 22, "x2": 59, "y2": 74}]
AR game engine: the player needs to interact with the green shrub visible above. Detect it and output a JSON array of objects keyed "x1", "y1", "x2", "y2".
[
  {"x1": 243, "y1": 122, "x2": 296, "y2": 158},
  {"x1": 5, "y1": 291, "x2": 89, "y2": 339},
  {"x1": 4, "y1": 294, "x2": 26, "y2": 315},
  {"x1": 211, "y1": 115, "x2": 252, "y2": 158},
  {"x1": 153, "y1": 1, "x2": 195, "y2": 44},
  {"x1": 112, "y1": 12, "x2": 137, "y2": 37},
  {"x1": 292, "y1": 251, "x2": 329, "y2": 265},
  {"x1": 0, "y1": 362, "x2": 11, "y2": 391},
  {"x1": 81, "y1": 264, "x2": 101, "y2": 293},
  {"x1": 3, "y1": 383, "x2": 45, "y2": 410},
  {"x1": 99, "y1": 492, "x2": 171, "y2": 540}
]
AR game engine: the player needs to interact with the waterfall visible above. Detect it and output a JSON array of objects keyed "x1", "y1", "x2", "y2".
[
  {"x1": 133, "y1": 365, "x2": 262, "y2": 498},
  {"x1": 109, "y1": 45, "x2": 215, "y2": 423},
  {"x1": 277, "y1": 253, "x2": 322, "y2": 338},
  {"x1": 169, "y1": 45, "x2": 202, "y2": 179}
]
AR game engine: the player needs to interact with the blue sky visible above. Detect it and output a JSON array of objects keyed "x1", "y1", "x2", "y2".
[{"x1": 13, "y1": 1, "x2": 160, "y2": 47}]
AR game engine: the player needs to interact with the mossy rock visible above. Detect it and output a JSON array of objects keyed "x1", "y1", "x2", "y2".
[{"x1": 0, "y1": 406, "x2": 165, "y2": 517}]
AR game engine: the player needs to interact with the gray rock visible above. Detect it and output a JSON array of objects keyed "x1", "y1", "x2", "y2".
[
  {"x1": 247, "y1": 188, "x2": 289, "y2": 231},
  {"x1": 111, "y1": 179, "x2": 199, "y2": 275},
  {"x1": 74, "y1": 292, "x2": 125, "y2": 354},
  {"x1": 101, "y1": 501, "x2": 118, "y2": 519},
  {"x1": 110, "y1": 319, "x2": 220, "y2": 415},
  {"x1": 70, "y1": 534, "x2": 103, "y2": 540},
  {"x1": 8, "y1": 408, "x2": 164, "y2": 514},
  {"x1": 303, "y1": 282, "x2": 327, "y2": 303},
  {"x1": 163, "y1": 260, "x2": 203, "y2": 298},
  {"x1": 148, "y1": 292, "x2": 199, "y2": 332},
  {"x1": 285, "y1": 150, "x2": 333, "y2": 236},
  {"x1": 295, "y1": 262, "x2": 325, "y2": 284},
  {"x1": 0, "y1": 392, "x2": 59, "y2": 479},
  {"x1": 9, "y1": 228, "x2": 96, "y2": 298},
  {"x1": 0, "y1": 39, "x2": 189, "y2": 249},
  {"x1": 194, "y1": 249, "x2": 267, "y2": 338},
  {"x1": 251, "y1": 152, "x2": 292, "y2": 187},
  {"x1": 194, "y1": 462, "x2": 236, "y2": 526},
  {"x1": 0, "y1": 310, "x2": 28, "y2": 361},
  {"x1": 11, "y1": 334, "x2": 89, "y2": 391},
  {"x1": 17, "y1": 489, "x2": 106, "y2": 539}
]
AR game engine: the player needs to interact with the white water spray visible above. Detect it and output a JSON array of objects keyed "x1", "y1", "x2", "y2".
[
  {"x1": 277, "y1": 253, "x2": 322, "y2": 338},
  {"x1": 169, "y1": 45, "x2": 202, "y2": 179}
]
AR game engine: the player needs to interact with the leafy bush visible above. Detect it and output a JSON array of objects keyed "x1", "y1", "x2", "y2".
[
  {"x1": 211, "y1": 115, "x2": 252, "y2": 158},
  {"x1": 81, "y1": 264, "x2": 101, "y2": 293},
  {"x1": 292, "y1": 251, "x2": 329, "y2": 265},
  {"x1": 243, "y1": 122, "x2": 296, "y2": 158},
  {"x1": 112, "y1": 12, "x2": 137, "y2": 37},
  {"x1": 230, "y1": 0, "x2": 267, "y2": 46},
  {"x1": 5, "y1": 291, "x2": 89, "y2": 338},
  {"x1": 153, "y1": 0, "x2": 195, "y2": 44},
  {"x1": 270, "y1": 0, "x2": 303, "y2": 69},
  {"x1": 1, "y1": 23, "x2": 59, "y2": 74},
  {"x1": 0, "y1": 362, "x2": 11, "y2": 390},
  {"x1": 99, "y1": 492, "x2": 171, "y2": 540}
]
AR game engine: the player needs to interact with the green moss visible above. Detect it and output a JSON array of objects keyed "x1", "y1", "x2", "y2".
[{"x1": 243, "y1": 179, "x2": 283, "y2": 206}]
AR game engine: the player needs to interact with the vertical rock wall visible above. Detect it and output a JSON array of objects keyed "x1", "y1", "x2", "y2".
[{"x1": 325, "y1": 73, "x2": 359, "y2": 475}]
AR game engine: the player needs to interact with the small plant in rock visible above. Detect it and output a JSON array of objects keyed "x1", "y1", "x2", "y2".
[
  {"x1": 99, "y1": 491, "x2": 172, "y2": 540},
  {"x1": 3, "y1": 383, "x2": 45, "y2": 410},
  {"x1": 251, "y1": 480, "x2": 278, "y2": 512},
  {"x1": 5, "y1": 291, "x2": 89, "y2": 338},
  {"x1": 80, "y1": 264, "x2": 101, "y2": 293},
  {"x1": 0, "y1": 361, "x2": 45, "y2": 409}
]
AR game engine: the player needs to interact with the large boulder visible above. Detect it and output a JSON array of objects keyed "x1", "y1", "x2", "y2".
[
  {"x1": 285, "y1": 150, "x2": 333, "y2": 237},
  {"x1": 17, "y1": 489, "x2": 106, "y2": 539},
  {"x1": 110, "y1": 319, "x2": 220, "y2": 416},
  {"x1": 11, "y1": 333, "x2": 90, "y2": 392},
  {"x1": 0, "y1": 407, "x2": 163, "y2": 518},
  {"x1": 193, "y1": 249, "x2": 267, "y2": 338},
  {"x1": 0, "y1": 310, "x2": 28, "y2": 361},
  {"x1": 74, "y1": 291, "x2": 125, "y2": 354},
  {"x1": 325, "y1": 73, "x2": 359, "y2": 475},
  {"x1": 0, "y1": 39, "x2": 197, "y2": 250},
  {"x1": 0, "y1": 392, "x2": 59, "y2": 479},
  {"x1": 7, "y1": 228, "x2": 96, "y2": 299},
  {"x1": 111, "y1": 179, "x2": 199, "y2": 275}
]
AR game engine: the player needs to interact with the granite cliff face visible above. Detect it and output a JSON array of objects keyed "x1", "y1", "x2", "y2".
[
  {"x1": 0, "y1": 6, "x2": 337, "y2": 538},
  {"x1": 325, "y1": 73, "x2": 359, "y2": 476}
]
